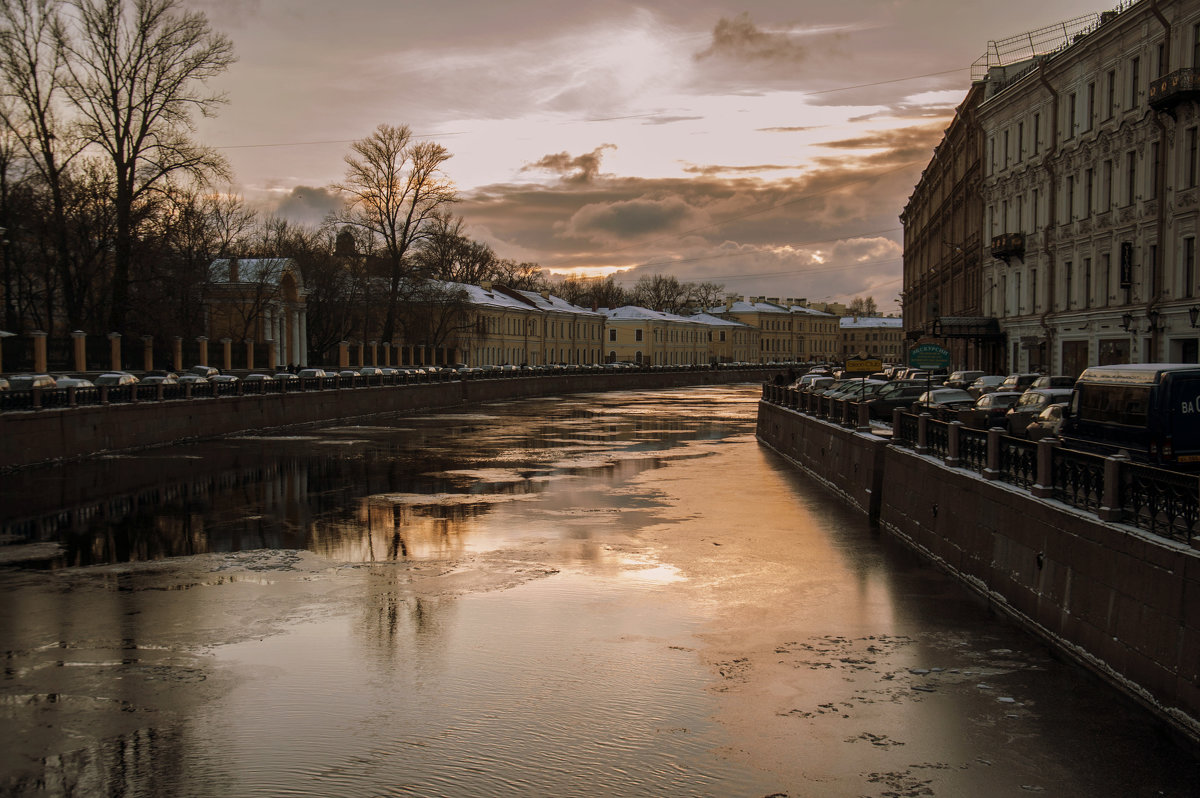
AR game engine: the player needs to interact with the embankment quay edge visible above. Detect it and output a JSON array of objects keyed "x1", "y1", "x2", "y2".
[
  {"x1": 756, "y1": 395, "x2": 1200, "y2": 748},
  {"x1": 0, "y1": 367, "x2": 785, "y2": 472}
]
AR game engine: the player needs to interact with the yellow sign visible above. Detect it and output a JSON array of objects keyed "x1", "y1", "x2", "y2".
[{"x1": 845, "y1": 358, "x2": 882, "y2": 373}]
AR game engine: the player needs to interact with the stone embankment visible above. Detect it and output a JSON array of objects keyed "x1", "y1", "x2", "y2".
[{"x1": 757, "y1": 392, "x2": 1200, "y2": 745}]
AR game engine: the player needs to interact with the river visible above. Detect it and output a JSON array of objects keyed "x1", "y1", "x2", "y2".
[{"x1": 0, "y1": 384, "x2": 1196, "y2": 797}]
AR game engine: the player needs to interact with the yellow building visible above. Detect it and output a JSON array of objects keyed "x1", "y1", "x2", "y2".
[
  {"x1": 450, "y1": 282, "x2": 603, "y2": 366},
  {"x1": 787, "y1": 304, "x2": 840, "y2": 363},
  {"x1": 600, "y1": 306, "x2": 710, "y2": 365},
  {"x1": 839, "y1": 316, "x2": 904, "y2": 364},
  {"x1": 690, "y1": 313, "x2": 757, "y2": 363},
  {"x1": 206, "y1": 258, "x2": 308, "y2": 367}
]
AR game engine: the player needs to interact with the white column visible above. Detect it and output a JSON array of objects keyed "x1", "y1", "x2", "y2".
[{"x1": 299, "y1": 308, "x2": 308, "y2": 365}]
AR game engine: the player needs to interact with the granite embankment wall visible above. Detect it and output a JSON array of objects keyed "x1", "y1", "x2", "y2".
[
  {"x1": 0, "y1": 369, "x2": 774, "y2": 471},
  {"x1": 757, "y1": 399, "x2": 1200, "y2": 742}
]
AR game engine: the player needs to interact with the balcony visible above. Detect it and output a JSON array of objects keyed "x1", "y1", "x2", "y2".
[
  {"x1": 1149, "y1": 68, "x2": 1200, "y2": 114},
  {"x1": 990, "y1": 232, "x2": 1025, "y2": 263}
]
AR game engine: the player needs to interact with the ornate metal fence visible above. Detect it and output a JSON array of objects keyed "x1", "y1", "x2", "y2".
[
  {"x1": 1051, "y1": 447, "x2": 1106, "y2": 513},
  {"x1": 1120, "y1": 464, "x2": 1200, "y2": 544},
  {"x1": 959, "y1": 427, "x2": 989, "y2": 472},
  {"x1": 998, "y1": 437, "x2": 1038, "y2": 488}
]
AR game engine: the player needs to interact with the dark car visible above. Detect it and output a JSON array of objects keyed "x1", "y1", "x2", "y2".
[
  {"x1": 998, "y1": 373, "x2": 1042, "y2": 393},
  {"x1": 1025, "y1": 402, "x2": 1069, "y2": 440},
  {"x1": 1030, "y1": 375, "x2": 1075, "y2": 389},
  {"x1": 967, "y1": 375, "x2": 1006, "y2": 398},
  {"x1": 1006, "y1": 388, "x2": 1073, "y2": 435},
  {"x1": 911, "y1": 388, "x2": 977, "y2": 414},
  {"x1": 945, "y1": 370, "x2": 986, "y2": 390},
  {"x1": 968, "y1": 390, "x2": 1024, "y2": 428},
  {"x1": 864, "y1": 381, "x2": 930, "y2": 420}
]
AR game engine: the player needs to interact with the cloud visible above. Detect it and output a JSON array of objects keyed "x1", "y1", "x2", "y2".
[
  {"x1": 682, "y1": 163, "x2": 797, "y2": 176},
  {"x1": 265, "y1": 185, "x2": 344, "y2": 226},
  {"x1": 695, "y1": 13, "x2": 817, "y2": 64},
  {"x1": 522, "y1": 144, "x2": 616, "y2": 184},
  {"x1": 564, "y1": 196, "x2": 710, "y2": 243}
]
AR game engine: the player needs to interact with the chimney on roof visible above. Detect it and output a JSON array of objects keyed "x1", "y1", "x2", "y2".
[
  {"x1": 541, "y1": 289, "x2": 550, "y2": 299},
  {"x1": 228, "y1": 257, "x2": 239, "y2": 283},
  {"x1": 480, "y1": 280, "x2": 492, "y2": 292}
]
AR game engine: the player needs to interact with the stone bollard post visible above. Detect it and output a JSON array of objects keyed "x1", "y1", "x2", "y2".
[
  {"x1": 244, "y1": 339, "x2": 255, "y2": 372},
  {"x1": 369, "y1": 340, "x2": 378, "y2": 367},
  {"x1": 983, "y1": 427, "x2": 1004, "y2": 480},
  {"x1": 1098, "y1": 452, "x2": 1130, "y2": 522},
  {"x1": 221, "y1": 338, "x2": 233, "y2": 372},
  {"x1": 946, "y1": 421, "x2": 962, "y2": 466},
  {"x1": 916, "y1": 413, "x2": 930, "y2": 454},
  {"x1": 108, "y1": 332, "x2": 122, "y2": 371},
  {"x1": 1031, "y1": 437, "x2": 1058, "y2": 498},
  {"x1": 856, "y1": 401, "x2": 871, "y2": 433},
  {"x1": 30, "y1": 330, "x2": 47, "y2": 373},
  {"x1": 72, "y1": 330, "x2": 87, "y2": 373},
  {"x1": 196, "y1": 336, "x2": 208, "y2": 368},
  {"x1": 173, "y1": 336, "x2": 183, "y2": 372}
]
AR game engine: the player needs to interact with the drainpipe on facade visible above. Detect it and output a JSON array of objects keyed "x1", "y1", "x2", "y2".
[
  {"x1": 1149, "y1": 0, "x2": 1171, "y2": 362},
  {"x1": 1037, "y1": 63, "x2": 1059, "y2": 373}
]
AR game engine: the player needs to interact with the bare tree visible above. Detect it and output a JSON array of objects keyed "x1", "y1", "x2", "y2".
[
  {"x1": 685, "y1": 281, "x2": 726, "y2": 313},
  {"x1": 332, "y1": 123, "x2": 456, "y2": 344},
  {"x1": 847, "y1": 296, "x2": 879, "y2": 316},
  {"x1": 58, "y1": 0, "x2": 235, "y2": 332},
  {"x1": 554, "y1": 274, "x2": 628, "y2": 310},
  {"x1": 631, "y1": 273, "x2": 688, "y2": 314},
  {"x1": 0, "y1": 0, "x2": 90, "y2": 328}
]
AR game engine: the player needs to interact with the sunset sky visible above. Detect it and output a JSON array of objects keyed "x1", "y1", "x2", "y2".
[{"x1": 193, "y1": 0, "x2": 1106, "y2": 307}]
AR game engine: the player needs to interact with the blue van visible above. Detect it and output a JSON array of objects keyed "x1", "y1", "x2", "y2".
[{"x1": 1060, "y1": 363, "x2": 1200, "y2": 465}]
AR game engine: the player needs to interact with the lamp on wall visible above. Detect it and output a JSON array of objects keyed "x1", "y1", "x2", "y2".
[
  {"x1": 1146, "y1": 308, "x2": 1163, "y2": 333},
  {"x1": 1120, "y1": 312, "x2": 1135, "y2": 332},
  {"x1": 1190, "y1": 306, "x2": 1200, "y2": 328}
]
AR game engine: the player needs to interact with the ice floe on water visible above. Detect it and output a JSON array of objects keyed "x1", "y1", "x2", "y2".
[{"x1": 367, "y1": 492, "x2": 540, "y2": 507}]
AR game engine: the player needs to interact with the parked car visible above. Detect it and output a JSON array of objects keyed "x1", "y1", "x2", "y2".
[
  {"x1": 359, "y1": 367, "x2": 383, "y2": 377},
  {"x1": 54, "y1": 375, "x2": 95, "y2": 389},
  {"x1": 864, "y1": 381, "x2": 930, "y2": 420},
  {"x1": 1030, "y1": 375, "x2": 1075, "y2": 389},
  {"x1": 968, "y1": 390, "x2": 1024, "y2": 428},
  {"x1": 1025, "y1": 403, "x2": 1069, "y2": 440},
  {"x1": 209, "y1": 374, "x2": 239, "y2": 384},
  {"x1": 338, "y1": 370, "x2": 360, "y2": 381},
  {"x1": 998, "y1": 373, "x2": 1042, "y2": 393},
  {"x1": 297, "y1": 368, "x2": 328, "y2": 379},
  {"x1": 911, "y1": 388, "x2": 977, "y2": 414},
  {"x1": 189, "y1": 365, "x2": 219, "y2": 378},
  {"x1": 140, "y1": 373, "x2": 179, "y2": 386},
  {"x1": 7, "y1": 373, "x2": 57, "y2": 390},
  {"x1": 93, "y1": 372, "x2": 138, "y2": 387},
  {"x1": 967, "y1": 375, "x2": 1007, "y2": 398},
  {"x1": 825, "y1": 379, "x2": 888, "y2": 400},
  {"x1": 243, "y1": 373, "x2": 276, "y2": 382},
  {"x1": 1061, "y1": 363, "x2": 1200, "y2": 465},
  {"x1": 945, "y1": 370, "x2": 986, "y2": 390},
  {"x1": 1006, "y1": 388, "x2": 1074, "y2": 435},
  {"x1": 178, "y1": 374, "x2": 209, "y2": 385},
  {"x1": 0, "y1": 377, "x2": 8, "y2": 390}
]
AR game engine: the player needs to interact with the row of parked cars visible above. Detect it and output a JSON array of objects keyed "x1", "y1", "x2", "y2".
[{"x1": 789, "y1": 367, "x2": 1075, "y2": 438}]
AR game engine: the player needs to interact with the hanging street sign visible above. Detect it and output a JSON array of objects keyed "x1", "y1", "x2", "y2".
[{"x1": 845, "y1": 357, "x2": 882, "y2": 373}]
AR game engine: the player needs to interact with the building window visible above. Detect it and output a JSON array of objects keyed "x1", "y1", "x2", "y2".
[
  {"x1": 1032, "y1": 113, "x2": 1040, "y2": 154},
  {"x1": 1067, "y1": 93, "x2": 1077, "y2": 139},
  {"x1": 635, "y1": 328, "x2": 643, "y2": 342},
  {"x1": 1031, "y1": 268, "x2": 1038, "y2": 313},
  {"x1": 1102, "y1": 253, "x2": 1111, "y2": 307},
  {"x1": 608, "y1": 328, "x2": 616, "y2": 342},
  {"x1": 1017, "y1": 121, "x2": 1024, "y2": 162},
  {"x1": 1085, "y1": 168, "x2": 1093, "y2": 217},
  {"x1": 1186, "y1": 237, "x2": 1196, "y2": 299},
  {"x1": 1189, "y1": 127, "x2": 1198, "y2": 189},
  {"x1": 1084, "y1": 258, "x2": 1092, "y2": 309},
  {"x1": 1130, "y1": 56, "x2": 1140, "y2": 108},
  {"x1": 1106, "y1": 69, "x2": 1116, "y2": 119},
  {"x1": 1066, "y1": 174, "x2": 1075, "y2": 220},
  {"x1": 1003, "y1": 129, "x2": 1010, "y2": 169},
  {"x1": 1065, "y1": 261, "x2": 1074, "y2": 309},
  {"x1": 1104, "y1": 159, "x2": 1114, "y2": 210},
  {"x1": 1126, "y1": 150, "x2": 1137, "y2": 205},
  {"x1": 1152, "y1": 141, "x2": 1160, "y2": 196},
  {"x1": 1086, "y1": 82, "x2": 1095, "y2": 131},
  {"x1": 1193, "y1": 23, "x2": 1200, "y2": 67}
]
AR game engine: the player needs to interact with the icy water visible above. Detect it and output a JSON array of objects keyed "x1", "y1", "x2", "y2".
[{"x1": 1, "y1": 385, "x2": 1198, "y2": 797}]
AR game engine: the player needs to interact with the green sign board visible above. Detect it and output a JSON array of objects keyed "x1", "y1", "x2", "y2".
[{"x1": 908, "y1": 343, "x2": 950, "y2": 370}]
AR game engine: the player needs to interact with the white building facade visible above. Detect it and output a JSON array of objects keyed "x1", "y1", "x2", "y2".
[{"x1": 979, "y1": 0, "x2": 1200, "y2": 375}]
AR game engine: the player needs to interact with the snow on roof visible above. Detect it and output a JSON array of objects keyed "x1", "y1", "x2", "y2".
[
  {"x1": 690, "y1": 312, "x2": 749, "y2": 327},
  {"x1": 602, "y1": 305, "x2": 700, "y2": 324},
  {"x1": 510, "y1": 288, "x2": 602, "y2": 317},
  {"x1": 210, "y1": 258, "x2": 300, "y2": 287},
  {"x1": 840, "y1": 316, "x2": 903, "y2": 329}
]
